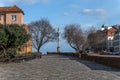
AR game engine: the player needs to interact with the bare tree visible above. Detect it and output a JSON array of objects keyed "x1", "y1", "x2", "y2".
[
  {"x1": 28, "y1": 19, "x2": 57, "y2": 52},
  {"x1": 63, "y1": 24, "x2": 85, "y2": 53},
  {"x1": 82, "y1": 27, "x2": 96, "y2": 53},
  {"x1": 87, "y1": 29, "x2": 106, "y2": 53},
  {"x1": 85, "y1": 26, "x2": 96, "y2": 36}
]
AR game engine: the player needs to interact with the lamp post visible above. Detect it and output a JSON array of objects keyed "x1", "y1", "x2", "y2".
[{"x1": 57, "y1": 28, "x2": 60, "y2": 53}]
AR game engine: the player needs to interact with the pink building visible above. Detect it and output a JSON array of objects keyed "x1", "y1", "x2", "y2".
[
  {"x1": 0, "y1": 5, "x2": 32, "y2": 54},
  {"x1": 0, "y1": 5, "x2": 24, "y2": 25}
]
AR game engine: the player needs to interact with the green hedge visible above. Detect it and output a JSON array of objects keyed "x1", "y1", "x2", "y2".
[{"x1": 0, "y1": 52, "x2": 42, "y2": 63}]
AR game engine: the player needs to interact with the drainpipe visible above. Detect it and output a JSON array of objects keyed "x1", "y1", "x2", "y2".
[{"x1": 3, "y1": 11, "x2": 6, "y2": 25}]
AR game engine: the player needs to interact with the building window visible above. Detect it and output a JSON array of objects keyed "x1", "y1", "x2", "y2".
[{"x1": 12, "y1": 15, "x2": 16, "y2": 21}]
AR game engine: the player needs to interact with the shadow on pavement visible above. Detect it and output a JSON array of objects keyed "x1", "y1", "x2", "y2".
[{"x1": 62, "y1": 55, "x2": 120, "y2": 71}]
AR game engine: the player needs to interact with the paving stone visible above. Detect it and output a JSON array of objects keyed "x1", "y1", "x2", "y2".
[{"x1": 0, "y1": 55, "x2": 119, "y2": 80}]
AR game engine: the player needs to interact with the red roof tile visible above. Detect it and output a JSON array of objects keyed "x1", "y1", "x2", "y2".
[
  {"x1": 102, "y1": 27, "x2": 117, "y2": 37},
  {"x1": 0, "y1": 5, "x2": 24, "y2": 15}
]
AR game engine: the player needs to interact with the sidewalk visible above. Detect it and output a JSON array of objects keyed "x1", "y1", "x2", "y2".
[{"x1": 0, "y1": 55, "x2": 119, "y2": 80}]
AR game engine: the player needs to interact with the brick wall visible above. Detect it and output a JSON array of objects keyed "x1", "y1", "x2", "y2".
[
  {"x1": 47, "y1": 52, "x2": 80, "y2": 58},
  {"x1": 47, "y1": 52, "x2": 120, "y2": 68},
  {"x1": 81, "y1": 54, "x2": 120, "y2": 68}
]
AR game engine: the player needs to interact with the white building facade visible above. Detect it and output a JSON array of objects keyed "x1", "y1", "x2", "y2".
[
  {"x1": 101, "y1": 24, "x2": 117, "y2": 52},
  {"x1": 113, "y1": 30, "x2": 120, "y2": 53}
]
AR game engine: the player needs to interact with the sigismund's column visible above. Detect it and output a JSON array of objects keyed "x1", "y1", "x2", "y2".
[{"x1": 57, "y1": 28, "x2": 60, "y2": 53}]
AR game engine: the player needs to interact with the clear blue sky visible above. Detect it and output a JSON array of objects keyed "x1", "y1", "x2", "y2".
[{"x1": 1, "y1": 0, "x2": 120, "y2": 53}]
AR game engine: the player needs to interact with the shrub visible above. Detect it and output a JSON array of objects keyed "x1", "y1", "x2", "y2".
[
  {"x1": 0, "y1": 24, "x2": 30, "y2": 62},
  {"x1": 33, "y1": 52, "x2": 42, "y2": 58},
  {"x1": 0, "y1": 48, "x2": 16, "y2": 62},
  {"x1": 13, "y1": 52, "x2": 42, "y2": 63}
]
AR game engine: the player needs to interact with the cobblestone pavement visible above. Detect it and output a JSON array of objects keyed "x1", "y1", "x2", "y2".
[{"x1": 0, "y1": 55, "x2": 120, "y2": 80}]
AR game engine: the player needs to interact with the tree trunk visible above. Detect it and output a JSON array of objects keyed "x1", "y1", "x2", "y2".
[
  {"x1": 1, "y1": 46, "x2": 6, "y2": 57},
  {"x1": 16, "y1": 47, "x2": 19, "y2": 54},
  {"x1": 37, "y1": 46, "x2": 41, "y2": 53},
  {"x1": 37, "y1": 49, "x2": 40, "y2": 53}
]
